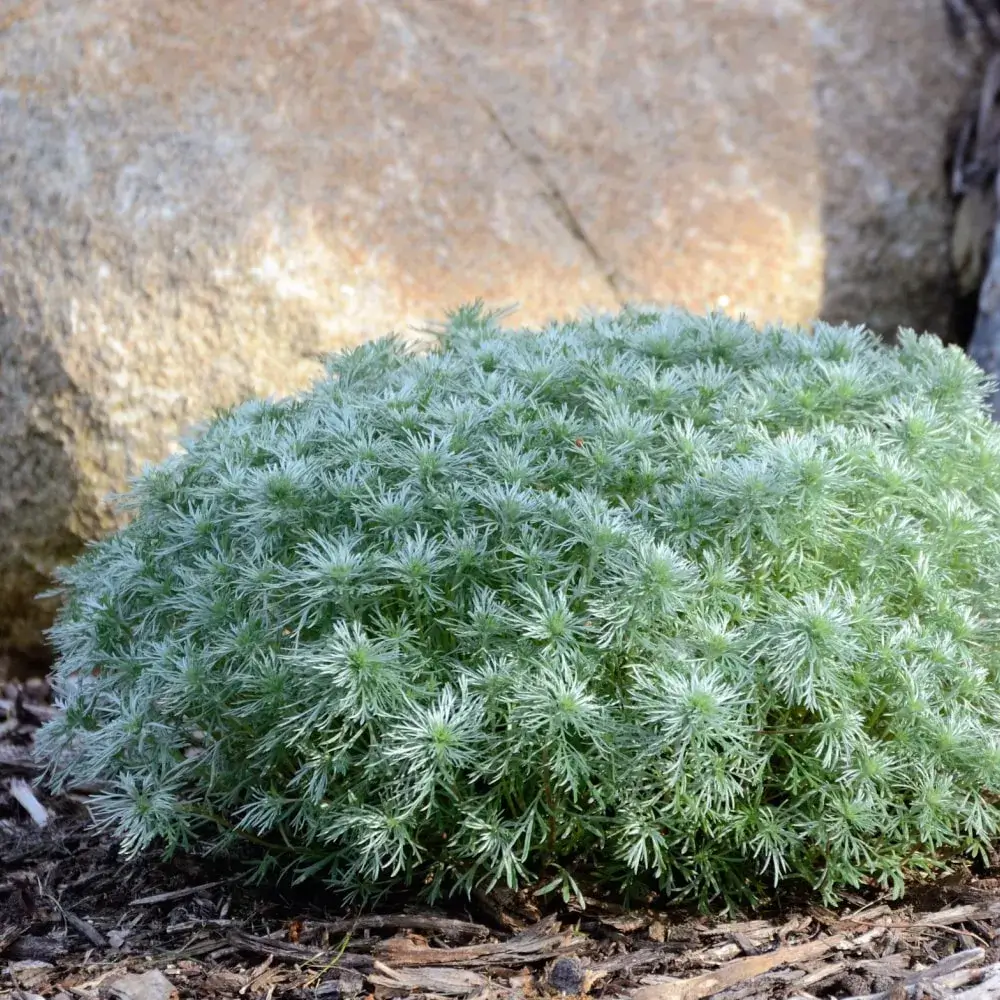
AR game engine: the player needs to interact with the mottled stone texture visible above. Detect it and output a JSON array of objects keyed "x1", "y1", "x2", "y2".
[{"x1": 0, "y1": 0, "x2": 979, "y2": 651}]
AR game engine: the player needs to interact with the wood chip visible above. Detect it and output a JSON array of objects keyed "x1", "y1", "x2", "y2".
[
  {"x1": 916, "y1": 906, "x2": 1000, "y2": 928},
  {"x1": 8, "y1": 778, "x2": 48, "y2": 828},
  {"x1": 367, "y1": 960, "x2": 488, "y2": 997},
  {"x1": 797, "y1": 961, "x2": 846, "y2": 988},
  {"x1": 933, "y1": 963, "x2": 1000, "y2": 993},
  {"x1": 313, "y1": 913, "x2": 492, "y2": 941},
  {"x1": 17, "y1": 702, "x2": 56, "y2": 724},
  {"x1": 0, "y1": 747, "x2": 41, "y2": 776},
  {"x1": 679, "y1": 941, "x2": 741, "y2": 967},
  {"x1": 839, "y1": 926, "x2": 888, "y2": 950},
  {"x1": 6, "y1": 960, "x2": 53, "y2": 991},
  {"x1": 377, "y1": 915, "x2": 579, "y2": 968},
  {"x1": 227, "y1": 930, "x2": 372, "y2": 970},
  {"x1": 777, "y1": 915, "x2": 813, "y2": 940},
  {"x1": 702, "y1": 920, "x2": 773, "y2": 938},
  {"x1": 853, "y1": 954, "x2": 909, "y2": 977},
  {"x1": 105, "y1": 970, "x2": 178, "y2": 1000},
  {"x1": 902, "y1": 947, "x2": 985, "y2": 985},
  {"x1": 841, "y1": 947, "x2": 988, "y2": 1000},
  {"x1": 593, "y1": 947, "x2": 671, "y2": 975},
  {"x1": 949, "y1": 969, "x2": 1000, "y2": 1000},
  {"x1": 62, "y1": 909, "x2": 106, "y2": 949},
  {"x1": 713, "y1": 968, "x2": 805, "y2": 1000},
  {"x1": 838, "y1": 906, "x2": 894, "y2": 928},
  {"x1": 730, "y1": 932, "x2": 761, "y2": 956},
  {"x1": 128, "y1": 882, "x2": 222, "y2": 906},
  {"x1": 632, "y1": 935, "x2": 842, "y2": 1000},
  {"x1": 600, "y1": 914, "x2": 649, "y2": 934}
]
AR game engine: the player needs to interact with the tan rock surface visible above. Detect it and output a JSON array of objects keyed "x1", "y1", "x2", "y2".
[{"x1": 0, "y1": 0, "x2": 979, "y2": 651}]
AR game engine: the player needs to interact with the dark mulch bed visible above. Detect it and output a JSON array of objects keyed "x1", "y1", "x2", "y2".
[{"x1": 6, "y1": 679, "x2": 1000, "y2": 1000}]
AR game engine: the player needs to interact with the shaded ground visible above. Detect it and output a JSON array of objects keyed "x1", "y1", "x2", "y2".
[{"x1": 7, "y1": 682, "x2": 1000, "y2": 999}]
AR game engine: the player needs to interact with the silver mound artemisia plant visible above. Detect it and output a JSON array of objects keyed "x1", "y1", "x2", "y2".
[{"x1": 36, "y1": 305, "x2": 1000, "y2": 908}]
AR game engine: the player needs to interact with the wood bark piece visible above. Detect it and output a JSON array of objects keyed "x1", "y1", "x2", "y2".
[
  {"x1": 315, "y1": 913, "x2": 492, "y2": 941},
  {"x1": 227, "y1": 929, "x2": 373, "y2": 971},
  {"x1": 901, "y1": 947, "x2": 985, "y2": 985},
  {"x1": 62, "y1": 909, "x2": 107, "y2": 949},
  {"x1": 796, "y1": 961, "x2": 847, "y2": 988},
  {"x1": 949, "y1": 969, "x2": 1000, "y2": 1000},
  {"x1": 593, "y1": 947, "x2": 672, "y2": 974},
  {"x1": 848, "y1": 969, "x2": 1000, "y2": 1000},
  {"x1": 377, "y1": 916, "x2": 580, "y2": 969},
  {"x1": 104, "y1": 970, "x2": 178, "y2": 1000},
  {"x1": 128, "y1": 882, "x2": 221, "y2": 906},
  {"x1": 367, "y1": 960, "x2": 490, "y2": 997},
  {"x1": 8, "y1": 778, "x2": 48, "y2": 828},
  {"x1": 944, "y1": 964, "x2": 1000, "y2": 986},
  {"x1": 914, "y1": 906, "x2": 1000, "y2": 928},
  {"x1": 701, "y1": 920, "x2": 774, "y2": 938},
  {"x1": 836, "y1": 904, "x2": 1000, "y2": 939},
  {"x1": 17, "y1": 702, "x2": 55, "y2": 724},
  {"x1": 922, "y1": 963, "x2": 1000, "y2": 996},
  {"x1": 841, "y1": 948, "x2": 988, "y2": 1000},
  {"x1": 631, "y1": 935, "x2": 842, "y2": 1000}
]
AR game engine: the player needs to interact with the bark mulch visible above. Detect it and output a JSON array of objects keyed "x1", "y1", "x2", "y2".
[{"x1": 6, "y1": 678, "x2": 1000, "y2": 1000}]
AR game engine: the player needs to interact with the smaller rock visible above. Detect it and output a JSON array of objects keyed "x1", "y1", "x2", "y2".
[
  {"x1": 102, "y1": 970, "x2": 177, "y2": 1000},
  {"x1": 106, "y1": 929, "x2": 128, "y2": 950},
  {"x1": 833, "y1": 972, "x2": 872, "y2": 997},
  {"x1": 547, "y1": 956, "x2": 586, "y2": 995}
]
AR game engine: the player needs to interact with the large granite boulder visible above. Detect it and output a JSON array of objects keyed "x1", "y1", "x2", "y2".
[{"x1": 0, "y1": 0, "x2": 979, "y2": 653}]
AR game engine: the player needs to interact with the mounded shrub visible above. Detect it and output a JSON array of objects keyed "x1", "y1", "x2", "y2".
[{"x1": 37, "y1": 306, "x2": 1000, "y2": 907}]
